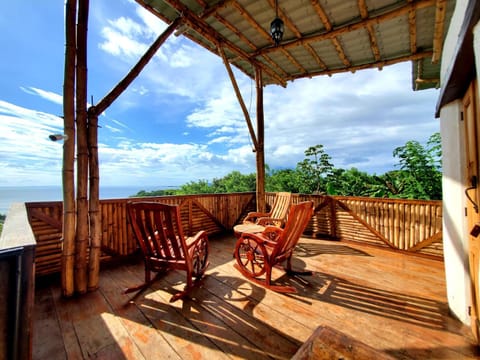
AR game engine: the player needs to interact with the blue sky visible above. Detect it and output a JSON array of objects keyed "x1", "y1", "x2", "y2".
[{"x1": 0, "y1": 0, "x2": 441, "y2": 188}]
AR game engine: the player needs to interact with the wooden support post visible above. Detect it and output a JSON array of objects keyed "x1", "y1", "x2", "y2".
[
  {"x1": 83, "y1": 16, "x2": 182, "y2": 291},
  {"x1": 217, "y1": 43, "x2": 258, "y2": 150},
  {"x1": 93, "y1": 17, "x2": 183, "y2": 115},
  {"x1": 75, "y1": 0, "x2": 89, "y2": 295},
  {"x1": 88, "y1": 112, "x2": 101, "y2": 291},
  {"x1": 61, "y1": 0, "x2": 77, "y2": 298},
  {"x1": 255, "y1": 67, "x2": 266, "y2": 213}
]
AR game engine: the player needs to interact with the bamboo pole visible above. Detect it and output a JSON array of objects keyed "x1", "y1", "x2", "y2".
[
  {"x1": 75, "y1": 0, "x2": 90, "y2": 294},
  {"x1": 91, "y1": 17, "x2": 182, "y2": 116},
  {"x1": 61, "y1": 0, "x2": 77, "y2": 298},
  {"x1": 217, "y1": 43, "x2": 258, "y2": 150},
  {"x1": 255, "y1": 67, "x2": 265, "y2": 213},
  {"x1": 87, "y1": 113, "x2": 101, "y2": 291}
]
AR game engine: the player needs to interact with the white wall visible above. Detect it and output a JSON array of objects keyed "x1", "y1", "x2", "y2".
[
  {"x1": 440, "y1": 101, "x2": 471, "y2": 324},
  {"x1": 439, "y1": 0, "x2": 480, "y2": 325}
]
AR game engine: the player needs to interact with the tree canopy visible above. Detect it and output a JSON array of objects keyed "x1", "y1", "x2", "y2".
[{"x1": 133, "y1": 133, "x2": 442, "y2": 200}]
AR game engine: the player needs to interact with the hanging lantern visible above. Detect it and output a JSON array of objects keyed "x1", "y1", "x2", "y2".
[
  {"x1": 270, "y1": 17, "x2": 284, "y2": 46},
  {"x1": 270, "y1": 0, "x2": 284, "y2": 46}
]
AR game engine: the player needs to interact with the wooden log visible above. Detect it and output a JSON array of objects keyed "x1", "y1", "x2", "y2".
[
  {"x1": 75, "y1": 0, "x2": 90, "y2": 295},
  {"x1": 92, "y1": 17, "x2": 182, "y2": 116},
  {"x1": 61, "y1": 0, "x2": 77, "y2": 298},
  {"x1": 88, "y1": 112, "x2": 101, "y2": 291},
  {"x1": 255, "y1": 67, "x2": 266, "y2": 213}
]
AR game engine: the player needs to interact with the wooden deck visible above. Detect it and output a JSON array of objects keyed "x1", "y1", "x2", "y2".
[{"x1": 33, "y1": 234, "x2": 479, "y2": 359}]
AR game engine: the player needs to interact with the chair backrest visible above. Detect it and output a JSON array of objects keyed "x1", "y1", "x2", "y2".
[
  {"x1": 127, "y1": 202, "x2": 188, "y2": 262},
  {"x1": 271, "y1": 201, "x2": 314, "y2": 259},
  {"x1": 269, "y1": 192, "x2": 292, "y2": 220}
]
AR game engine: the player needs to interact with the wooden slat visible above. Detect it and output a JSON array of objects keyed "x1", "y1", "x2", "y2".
[
  {"x1": 26, "y1": 193, "x2": 444, "y2": 279},
  {"x1": 33, "y1": 235, "x2": 477, "y2": 360}
]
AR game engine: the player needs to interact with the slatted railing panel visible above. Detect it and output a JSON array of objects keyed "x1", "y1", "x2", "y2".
[
  {"x1": 331, "y1": 196, "x2": 443, "y2": 257},
  {"x1": 24, "y1": 193, "x2": 444, "y2": 276}
]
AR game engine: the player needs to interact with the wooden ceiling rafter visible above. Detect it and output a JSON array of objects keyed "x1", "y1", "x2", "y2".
[
  {"x1": 256, "y1": 0, "x2": 436, "y2": 57},
  {"x1": 284, "y1": 50, "x2": 433, "y2": 82},
  {"x1": 135, "y1": 0, "x2": 452, "y2": 89},
  {"x1": 229, "y1": 1, "x2": 307, "y2": 75},
  {"x1": 432, "y1": 0, "x2": 447, "y2": 63},
  {"x1": 310, "y1": 0, "x2": 351, "y2": 68},
  {"x1": 358, "y1": 0, "x2": 381, "y2": 64},
  {"x1": 213, "y1": 12, "x2": 290, "y2": 80},
  {"x1": 199, "y1": 0, "x2": 232, "y2": 19},
  {"x1": 408, "y1": 0, "x2": 417, "y2": 54},
  {"x1": 137, "y1": 0, "x2": 287, "y2": 86}
]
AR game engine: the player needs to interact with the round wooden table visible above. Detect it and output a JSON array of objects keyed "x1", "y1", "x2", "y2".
[{"x1": 233, "y1": 223, "x2": 265, "y2": 238}]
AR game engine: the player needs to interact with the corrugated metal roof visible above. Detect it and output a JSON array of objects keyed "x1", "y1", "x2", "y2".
[{"x1": 136, "y1": 0, "x2": 455, "y2": 90}]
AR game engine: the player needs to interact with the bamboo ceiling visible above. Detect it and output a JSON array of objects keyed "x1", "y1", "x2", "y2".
[{"x1": 135, "y1": 0, "x2": 454, "y2": 90}]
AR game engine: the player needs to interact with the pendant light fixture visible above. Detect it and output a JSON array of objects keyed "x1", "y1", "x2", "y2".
[{"x1": 270, "y1": 0, "x2": 284, "y2": 46}]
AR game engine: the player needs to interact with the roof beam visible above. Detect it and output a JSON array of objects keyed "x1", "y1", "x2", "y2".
[
  {"x1": 200, "y1": 0, "x2": 231, "y2": 19},
  {"x1": 230, "y1": 1, "x2": 307, "y2": 74},
  {"x1": 408, "y1": 0, "x2": 417, "y2": 53},
  {"x1": 285, "y1": 50, "x2": 433, "y2": 82},
  {"x1": 358, "y1": 0, "x2": 381, "y2": 64},
  {"x1": 214, "y1": 13, "x2": 290, "y2": 79},
  {"x1": 432, "y1": 0, "x2": 447, "y2": 63},
  {"x1": 217, "y1": 44, "x2": 259, "y2": 151},
  {"x1": 310, "y1": 0, "x2": 351, "y2": 68},
  {"x1": 138, "y1": 0, "x2": 287, "y2": 86},
  {"x1": 257, "y1": 0, "x2": 436, "y2": 57}
]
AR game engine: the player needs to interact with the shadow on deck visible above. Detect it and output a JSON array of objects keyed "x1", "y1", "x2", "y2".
[{"x1": 33, "y1": 234, "x2": 479, "y2": 359}]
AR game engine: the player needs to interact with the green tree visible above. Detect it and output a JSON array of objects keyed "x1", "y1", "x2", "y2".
[
  {"x1": 132, "y1": 189, "x2": 177, "y2": 197},
  {"x1": 266, "y1": 168, "x2": 303, "y2": 193},
  {"x1": 326, "y1": 168, "x2": 377, "y2": 196},
  {"x1": 296, "y1": 144, "x2": 334, "y2": 194},
  {"x1": 211, "y1": 171, "x2": 256, "y2": 193},
  {"x1": 177, "y1": 179, "x2": 213, "y2": 194},
  {"x1": 392, "y1": 132, "x2": 442, "y2": 199}
]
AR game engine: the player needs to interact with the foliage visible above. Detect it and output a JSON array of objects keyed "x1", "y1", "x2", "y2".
[
  {"x1": 131, "y1": 189, "x2": 177, "y2": 197},
  {"x1": 266, "y1": 168, "x2": 303, "y2": 193},
  {"x1": 132, "y1": 133, "x2": 442, "y2": 200},
  {"x1": 296, "y1": 145, "x2": 334, "y2": 194},
  {"x1": 392, "y1": 132, "x2": 442, "y2": 199},
  {"x1": 326, "y1": 168, "x2": 379, "y2": 196},
  {"x1": 210, "y1": 171, "x2": 256, "y2": 193}
]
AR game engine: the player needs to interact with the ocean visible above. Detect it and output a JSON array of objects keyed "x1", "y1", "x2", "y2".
[{"x1": 0, "y1": 186, "x2": 168, "y2": 215}]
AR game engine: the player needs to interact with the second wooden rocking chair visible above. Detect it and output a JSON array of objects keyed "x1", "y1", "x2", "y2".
[
  {"x1": 234, "y1": 201, "x2": 315, "y2": 293},
  {"x1": 243, "y1": 192, "x2": 291, "y2": 227},
  {"x1": 126, "y1": 202, "x2": 209, "y2": 302}
]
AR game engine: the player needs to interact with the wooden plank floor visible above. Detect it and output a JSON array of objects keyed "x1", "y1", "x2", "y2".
[{"x1": 33, "y1": 234, "x2": 480, "y2": 359}]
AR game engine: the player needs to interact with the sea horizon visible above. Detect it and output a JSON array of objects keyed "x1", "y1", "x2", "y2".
[{"x1": 0, "y1": 185, "x2": 178, "y2": 215}]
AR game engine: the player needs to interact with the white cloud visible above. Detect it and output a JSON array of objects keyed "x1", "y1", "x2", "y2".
[
  {"x1": 0, "y1": 1, "x2": 441, "y2": 188},
  {"x1": 0, "y1": 101, "x2": 64, "y2": 185},
  {"x1": 99, "y1": 25, "x2": 147, "y2": 58},
  {"x1": 20, "y1": 87, "x2": 63, "y2": 105}
]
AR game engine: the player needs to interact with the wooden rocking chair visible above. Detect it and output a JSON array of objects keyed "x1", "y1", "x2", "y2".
[
  {"x1": 126, "y1": 202, "x2": 209, "y2": 302},
  {"x1": 234, "y1": 201, "x2": 314, "y2": 293},
  {"x1": 243, "y1": 192, "x2": 291, "y2": 227}
]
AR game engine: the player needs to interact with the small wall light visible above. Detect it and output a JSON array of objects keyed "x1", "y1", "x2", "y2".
[{"x1": 49, "y1": 134, "x2": 69, "y2": 142}]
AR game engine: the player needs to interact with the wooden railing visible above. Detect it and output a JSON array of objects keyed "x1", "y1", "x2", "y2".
[{"x1": 24, "y1": 193, "x2": 443, "y2": 276}]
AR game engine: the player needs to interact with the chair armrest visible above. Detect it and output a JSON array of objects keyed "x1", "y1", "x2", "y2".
[
  {"x1": 243, "y1": 211, "x2": 271, "y2": 224},
  {"x1": 186, "y1": 230, "x2": 208, "y2": 248},
  {"x1": 256, "y1": 217, "x2": 283, "y2": 226}
]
